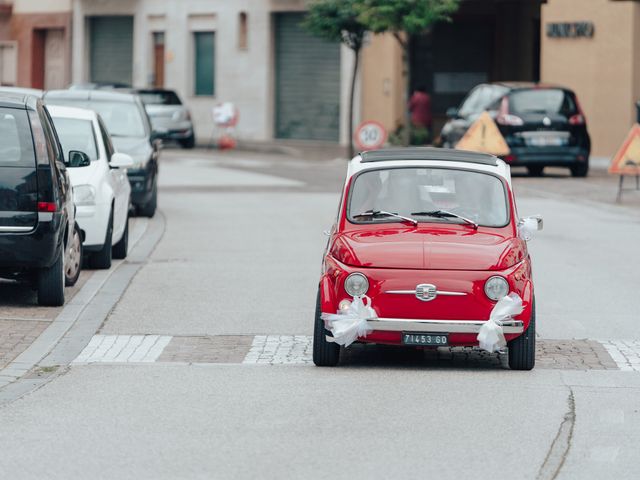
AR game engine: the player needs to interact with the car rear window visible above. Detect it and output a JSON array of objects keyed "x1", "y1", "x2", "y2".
[
  {"x1": 509, "y1": 89, "x2": 577, "y2": 116},
  {"x1": 0, "y1": 108, "x2": 35, "y2": 167},
  {"x1": 52, "y1": 117, "x2": 99, "y2": 162},
  {"x1": 348, "y1": 168, "x2": 509, "y2": 228},
  {"x1": 137, "y1": 91, "x2": 182, "y2": 106}
]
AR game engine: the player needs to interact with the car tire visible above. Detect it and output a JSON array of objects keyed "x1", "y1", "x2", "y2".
[
  {"x1": 112, "y1": 216, "x2": 129, "y2": 260},
  {"x1": 37, "y1": 250, "x2": 65, "y2": 306},
  {"x1": 313, "y1": 290, "x2": 340, "y2": 367},
  {"x1": 65, "y1": 222, "x2": 83, "y2": 287},
  {"x1": 527, "y1": 166, "x2": 544, "y2": 177},
  {"x1": 138, "y1": 185, "x2": 157, "y2": 218},
  {"x1": 179, "y1": 135, "x2": 195, "y2": 149},
  {"x1": 570, "y1": 160, "x2": 589, "y2": 178},
  {"x1": 91, "y1": 210, "x2": 113, "y2": 270},
  {"x1": 508, "y1": 300, "x2": 536, "y2": 371}
]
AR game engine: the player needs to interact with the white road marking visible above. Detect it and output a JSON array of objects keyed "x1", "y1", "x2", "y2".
[
  {"x1": 73, "y1": 335, "x2": 172, "y2": 364},
  {"x1": 243, "y1": 335, "x2": 313, "y2": 365},
  {"x1": 601, "y1": 340, "x2": 640, "y2": 372}
]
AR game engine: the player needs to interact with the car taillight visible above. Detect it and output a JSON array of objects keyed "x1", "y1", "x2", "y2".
[
  {"x1": 496, "y1": 96, "x2": 524, "y2": 126},
  {"x1": 568, "y1": 114, "x2": 585, "y2": 125},
  {"x1": 37, "y1": 202, "x2": 57, "y2": 213},
  {"x1": 570, "y1": 95, "x2": 587, "y2": 125}
]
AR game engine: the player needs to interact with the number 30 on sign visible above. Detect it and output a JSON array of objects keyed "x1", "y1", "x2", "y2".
[{"x1": 355, "y1": 121, "x2": 387, "y2": 151}]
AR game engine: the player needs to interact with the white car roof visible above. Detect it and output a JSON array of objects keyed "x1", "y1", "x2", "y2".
[
  {"x1": 347, "y1": 148, "x2": 512, "y2": 185},
  {"x1": 47, "y1": 104, "x2": 98, "y2": 121}
]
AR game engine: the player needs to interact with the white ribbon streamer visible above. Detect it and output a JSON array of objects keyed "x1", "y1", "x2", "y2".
[
  {"x1": 477, "y1": 293, "x2": 524, "y2": 353},
  {"x1": 321, "y1": 296, "x2": 376, "y2": 347}
]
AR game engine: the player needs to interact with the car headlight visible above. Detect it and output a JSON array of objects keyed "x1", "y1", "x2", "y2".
[
  {"x1": 73, "y1": 185, "x2": 96, "y2": 206},
  {"x1": 484, "y1": 276, "x2": 509, "y2": 301},
  {"x1": 344, "y1": 273, "x2": 369, "y2": 297}
]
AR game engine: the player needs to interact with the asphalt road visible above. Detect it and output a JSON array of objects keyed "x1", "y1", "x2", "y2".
[{"x1": 0, "y1": 149, "x2": 639, "y2": 479}]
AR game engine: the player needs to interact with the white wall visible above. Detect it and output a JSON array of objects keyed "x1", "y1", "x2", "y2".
[{"x1": 72, "y1": 0, "x2": 355, "y2": 145}]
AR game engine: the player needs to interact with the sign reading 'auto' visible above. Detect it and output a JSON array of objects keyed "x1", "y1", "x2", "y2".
[{"x1": 546, "y1": 22, "x2": 595, "y2": 38}]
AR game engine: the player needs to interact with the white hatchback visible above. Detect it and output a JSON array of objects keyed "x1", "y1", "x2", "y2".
[{"x1": 48, "y1": 105, "x2": 133, "y2": 270}]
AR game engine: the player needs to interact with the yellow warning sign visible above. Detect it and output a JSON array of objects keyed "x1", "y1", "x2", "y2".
[
  {"x1": 609, "y1": 124, "x2": 640, "y2": 175},
  {"x1": 455, "y1": 111, "x2": 510, "y2": 156}
]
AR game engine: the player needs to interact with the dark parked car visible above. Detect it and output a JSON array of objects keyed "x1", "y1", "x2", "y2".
[
  {"x1": 44, "y1": 90, "x2": 160, "y2": 217},
  {"x1": 135, "y1": 89, "x2": 195, "y2": 149},
  {"x1": 0, "y1": 93, "x2": 89, "y2": 306},
  {"x1": 440, "y1": 82, "x2": 591, "y2": 177}
]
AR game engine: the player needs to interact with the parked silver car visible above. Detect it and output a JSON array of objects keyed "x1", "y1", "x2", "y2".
[{"x1": 135, "y1": 89, "x2": 195, "y2": 148}]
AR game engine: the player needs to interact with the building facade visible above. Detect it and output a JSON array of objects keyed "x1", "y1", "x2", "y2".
[
  {"x1": 70, "y1": 0, "x2": 356, "y2": 146},
  {"x1": 2, "y1": 0, "x2": 640, "y2": 156}
]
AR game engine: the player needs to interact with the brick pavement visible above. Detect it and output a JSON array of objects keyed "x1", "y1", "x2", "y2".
[
  {"x1": 0, "y1": 320, "x2": 50, "y2": 369},
  {"x1": 71, "y1": 335, "x2": 627, "y2": 370}
]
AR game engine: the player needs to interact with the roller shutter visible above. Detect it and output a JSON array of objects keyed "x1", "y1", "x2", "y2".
[
  {"x1": 89, "y1": 16, "x2": 134, "y2": 85},
  {"x1": 274, "y1": 13, "x2": 340, "y2": 142}
]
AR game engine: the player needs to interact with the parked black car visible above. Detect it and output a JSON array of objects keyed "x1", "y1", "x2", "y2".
[
  {"x1": 440, "y1": 82, "x2": 591, "y2": 177},
  {"x1": 0, "y1": 93, "x2": 89, "y2": 306},
  {"x1": 44, "y1": 89, "x2": 160, "y2": 217}
]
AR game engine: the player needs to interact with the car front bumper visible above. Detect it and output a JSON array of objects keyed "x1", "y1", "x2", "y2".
[
  {"x1": 127, "y1": 166, "x2": 156, "y2": 207},
  {"x1": 323, "y1": 317, "x2": 524, "y2": 342}
]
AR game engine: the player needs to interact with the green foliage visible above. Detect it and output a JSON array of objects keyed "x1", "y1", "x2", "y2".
[
  {"x1": 388, "y1": 124, "x2": 431, "y2": 146},
  {"x1": 358, "y1": 0, "x2": 460, "y2": 43},
  {"x1": 303, "y1": 0, "x2": 368, "y2": 51}
]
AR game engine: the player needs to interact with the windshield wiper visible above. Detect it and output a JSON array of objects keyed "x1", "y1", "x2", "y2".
[
  {"x1": 353, "y1": 210, "x2": 418, "y2": 226},
  {"x1": 411, "y1": 210, "x2": 478, "y2": 229}
]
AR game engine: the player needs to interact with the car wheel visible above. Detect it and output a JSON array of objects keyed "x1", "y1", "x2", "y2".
[
  {"x1": 570, "y1": 160, "x2": 589, "y2": 178},
  {"x1": 91, "y1": 210, "x2": 113, "y2": 269},
  {"x1": 37, "y1": 250, "x2": 65, "y2": 306},
  {"x1": 112, "y1": 216, "x2": 129, "y2": 260},
  {"x1": 508, "y1": 300, "x2": 536, "y2": 371},
  {"x1": 527, "y1": 166, "x2": 544, "y2": 177},
  {"x1": 179, "y1": 135, "x2": 195, "y2": 149},
  {"x1": 138, "y1": 186, "x2": 157, "y2": 218},
  {"x1": 65, "y1": 222, "x2": 83, "y2": 287},
  {"x1": 313, "y1": 290, "x2": 340, "y2": 367}
]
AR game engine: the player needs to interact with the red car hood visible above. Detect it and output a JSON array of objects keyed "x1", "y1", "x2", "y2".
[{"x1": 330, "y1": 227, "x2": 525, "y2": 271}]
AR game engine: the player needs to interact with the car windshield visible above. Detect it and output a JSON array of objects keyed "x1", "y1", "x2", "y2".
[
  {"x1": 51, "y1": 117, "x2": 98, "y2": 162},
  {"x1": 458, "y1": 85, "x2": 509, "y2": 117},
  {"x1": 509, "y1": 89, "x2": 577, "y2": 116},
  {"x1": 48, "y1": 99, "x2": 146, "y2": 138},
  {"x1": 137, "y1": 91, "x2": 182, "y2": 106},
  {"x1": 0, "y1": 108, "x2": 35, "y2": 167},
  {"x1": 348, "y1": 168, "x2": 508, "y2": 227}
]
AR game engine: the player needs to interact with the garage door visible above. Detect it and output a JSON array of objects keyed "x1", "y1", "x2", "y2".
[
  {"x1": 274, "y1": 13, "x2": 340, "y2": 142},
  {"x1": 89, "y1": 16, "x2": 133, "y2": 85}
]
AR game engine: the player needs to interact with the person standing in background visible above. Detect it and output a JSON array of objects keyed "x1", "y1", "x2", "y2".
[{"x1": 409, "y1": 86, "x2": 432, "y2": 144}]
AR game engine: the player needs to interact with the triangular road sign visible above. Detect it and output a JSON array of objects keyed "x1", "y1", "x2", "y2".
[
  {"x1": 609, "y1": 124, "x2": 640, "y2": 175},
  {"x1": 455, "y1": 111, "x2": 510, "y2": 156}
]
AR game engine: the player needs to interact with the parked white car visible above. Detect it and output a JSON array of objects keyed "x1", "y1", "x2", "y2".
[{"x1": 48, "y1": 105, "x2": 133, "y2": 269}]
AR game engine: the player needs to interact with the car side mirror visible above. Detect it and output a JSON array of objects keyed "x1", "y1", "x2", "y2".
[
  {"x1": 518, "y1": 215, "x2": 543, "y2": 241},
  {"x1": 446, "y1": 107, "x2": 459, "y2": 119},
  {"x1": 110, "y1": 152, "x2": 134, "y2": 169},
  {"x1": 68, "y1": 150, "x2": 91, "y2": 168}
]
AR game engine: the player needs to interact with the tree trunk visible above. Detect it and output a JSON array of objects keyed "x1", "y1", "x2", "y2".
[
  {"x1": 348, "y1": 47, "x2": 360, "y2": 159},
  {"x1": 402, "y1": 44, "x2": 411, "y2": 147}
]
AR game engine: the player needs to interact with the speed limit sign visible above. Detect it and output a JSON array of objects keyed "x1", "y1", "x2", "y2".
[{"x1": 354, "y1": 121, "x2": 387, "y2": 151}]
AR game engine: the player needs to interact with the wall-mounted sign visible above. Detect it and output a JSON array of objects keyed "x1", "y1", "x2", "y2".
[{"x1": 546, "y1": 22, "x2": 595, "y2": 38}]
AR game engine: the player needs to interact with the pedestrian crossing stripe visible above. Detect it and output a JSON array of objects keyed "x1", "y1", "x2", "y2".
[
  {"x1": 609, "y1": 123, "x2": 640, "y2": 175},
  {"x1": 455, "y1": 111, "x2": 510, "y2": 157}
]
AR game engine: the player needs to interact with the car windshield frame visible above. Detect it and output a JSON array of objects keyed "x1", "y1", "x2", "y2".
[
  {"x1": 50, "y1": 117, "x2": 99, "y2": 162},
  {"x1": 346, "y1": 166, "x2": 511, "y2": 229},
  {"x1": 46, "y1": 98, "x2": 147, "y2": 138}
]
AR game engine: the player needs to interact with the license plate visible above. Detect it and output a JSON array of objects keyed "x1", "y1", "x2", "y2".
[
  {"x1": 402, "y1": 332, "x2": 448, "y2": 346},
  {"x1": 526, "y1": 135, "x2": 567, "y2": 147}
]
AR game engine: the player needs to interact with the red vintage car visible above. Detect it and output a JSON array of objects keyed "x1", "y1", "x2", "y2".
[{"x1": 314, "y1": 148, "x2": 542, "y2": 370}]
